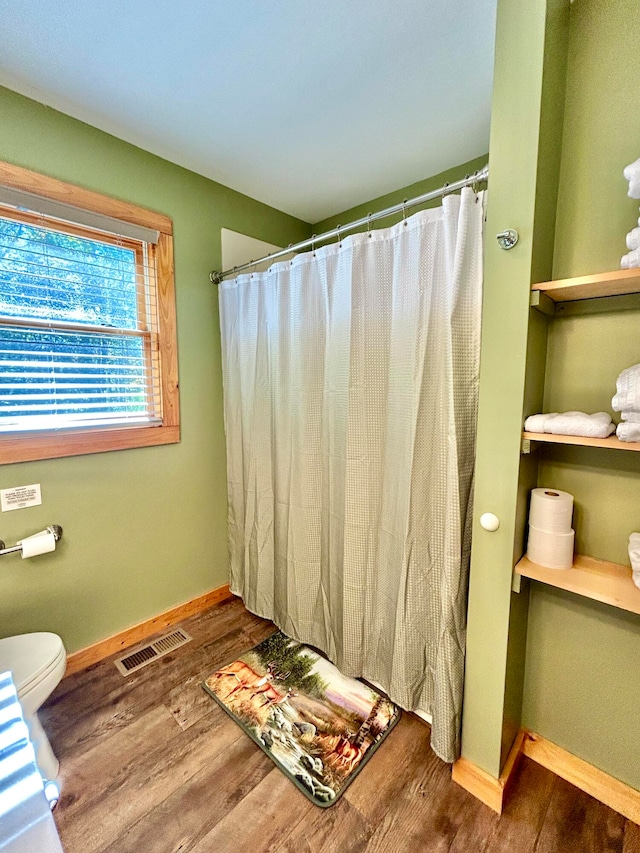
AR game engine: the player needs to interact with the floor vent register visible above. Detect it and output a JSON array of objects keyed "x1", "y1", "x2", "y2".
[{"x1": 114, "y1": 627, "x2": 192, "y2": 676}]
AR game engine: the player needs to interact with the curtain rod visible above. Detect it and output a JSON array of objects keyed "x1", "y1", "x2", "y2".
[{"x1": 210, "y1": 164, "x2": 488, "y2": 284}]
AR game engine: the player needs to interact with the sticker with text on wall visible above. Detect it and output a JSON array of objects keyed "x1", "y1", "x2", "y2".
[{"x1": 1, "y1": 484, "x2": 42, "y2": 512}]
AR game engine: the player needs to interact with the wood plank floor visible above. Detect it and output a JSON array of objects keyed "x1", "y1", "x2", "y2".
[{"x1": 42, "y1": 597, "x2": 640, "y2": 853}]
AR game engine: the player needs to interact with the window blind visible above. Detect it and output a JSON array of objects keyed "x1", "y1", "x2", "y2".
[
  {"x1": 0, "y1": 185, "x2": 160, "y2": 245},
  {"x1": 0, "y1": 205, "x2": 162, "y2": 434}
]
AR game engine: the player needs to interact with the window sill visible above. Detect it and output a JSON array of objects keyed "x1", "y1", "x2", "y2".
[{"x1": 0, "y1": 424, "x2": 180, "y2": 464}]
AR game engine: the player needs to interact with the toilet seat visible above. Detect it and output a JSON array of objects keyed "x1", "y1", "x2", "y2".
[{"x1": 0, "y1": 632, "x2": 66, "y2": 696}]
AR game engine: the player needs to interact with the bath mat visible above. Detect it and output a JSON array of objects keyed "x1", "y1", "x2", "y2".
[{"x1": 202, "y1": 631, "x2": 401, "y2": 807}]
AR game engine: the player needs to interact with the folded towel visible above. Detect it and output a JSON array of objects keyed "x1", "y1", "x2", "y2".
[
  {"x1": 524, "y1": 413, "x2": 558, "y2": 433},
  {"x1": 612, "y1": 363, "x2": 640, "y2": 411},
  {"x1": 621, "y1": 411, "x2": 640, "y2": 423},
  {"x1": 629, "y1": 532, "x2": 640, "y2": 590},
  {"x1": 546, "y1": 411, "x2": 615, "y2": 438},
  {"x1": 617, "y1": 422, "x2": 640, "y2": 442},
  {"x1": 621, "y1": 248, "x2": 640, "y2": 269},
  {"x1": 627, "y1": 227, "x2": 640, "y2": 251},
  {"x1": 525, "y1": 411, "x2": 615, "y2": 438}
]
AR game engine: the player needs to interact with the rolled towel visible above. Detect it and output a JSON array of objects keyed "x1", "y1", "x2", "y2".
[
  {"x1": 617, "y1": 422, "x2": 640, "y2": 442},
  {"x1": 612, "y1": 362, "x2": 640, "y2": 411},
  {"x1": 628, "y1": 180, "x2": 640, "y2": 201},
  {"x1": 623, "y1": 157, "x2": 640, "y2": 182},
  {"x1": 621, "y1": 248, "x2": 640, "y2": 269},
  {"x1": 624, "y1": 159, "x2": 640, "y2": 198},
  {"x1": 629, "y1": 532, "x2": 640, "y2": 590},
  {"x1": 627, "y1": 227, "x2": 640, "y2": 251},
  {"x1": 524, "y1": 413, "x2": 558, "y2": 433},
  {"x1": 613, "y1": 364, "x2": 639, "y2": 398},
  {"x1": 546, "y1": 411, "x2": 615, "y2": 438}
]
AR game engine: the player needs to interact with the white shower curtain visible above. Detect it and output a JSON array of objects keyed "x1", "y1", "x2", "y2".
[{"x1": 218, "y1": 187, "x2": 484, "y2": 762}]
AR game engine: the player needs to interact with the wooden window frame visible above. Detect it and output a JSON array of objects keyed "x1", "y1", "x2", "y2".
[{"x1": 0, "y1": 160, "x2": 180, "y2": 464}]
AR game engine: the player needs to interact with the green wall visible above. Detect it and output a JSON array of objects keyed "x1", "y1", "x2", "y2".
[
  {"x1": 0, "y1": 86, "x2": 311, "y2": 653},
  {"x1": 521, "y1": 0, "x2": 640, "y2": 790},
  {"x1": 461, "y1": 0, "x2": 569, "y2": 779},
  {"x1": 525, "y1": 587, "x2": 640, "y2": 788},
  {"x1": 553, "y1": 0, "x2": 640, "y2": 278}
]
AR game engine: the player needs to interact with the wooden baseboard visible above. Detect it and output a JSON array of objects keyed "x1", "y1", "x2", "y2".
[
  {"x1": 452, "y1": 729, "x2": 525, "y2": 814},
  {"x1": 454, "y1": 728, "x2": 640, "y2": 824},
  {"x1": 522, "y1": 730, "x2": 640, "y2": 825},
  {"x1": 65, "y1": 584, "x2": 233, "y2": 676}
]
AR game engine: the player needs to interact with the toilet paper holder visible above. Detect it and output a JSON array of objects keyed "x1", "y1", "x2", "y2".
[{"x1": 0, "y1": 525, "x2": 63, "y2": 557}]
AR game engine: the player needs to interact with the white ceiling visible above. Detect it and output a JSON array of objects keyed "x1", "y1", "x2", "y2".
[{"x1": 0, "y1": 0, "x2": 497, "y2": 223}]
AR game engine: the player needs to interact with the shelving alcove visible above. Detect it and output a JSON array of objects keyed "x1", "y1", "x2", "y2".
[{"x1": 515, "y1": 267, "x2": 640, "y2": 616}]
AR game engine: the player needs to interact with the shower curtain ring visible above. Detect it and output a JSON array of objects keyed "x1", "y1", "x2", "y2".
[
  {"x1": 337, "y1": 224, "x2": 342, "y2": 246},
  {"x1": 367, "y1": 213, "x2": 372, "y2": 237},
  {"x1": 402, "y1": 199, "x2": 408, "y2": 225},
  {"x1": 311, "y1": 234, "x2": 316, "y2": 255}
]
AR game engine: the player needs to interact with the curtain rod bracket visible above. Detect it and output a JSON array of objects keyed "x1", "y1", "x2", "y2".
[{"x1": 496, "y1": 229, "x2": 519, "y2": 250}]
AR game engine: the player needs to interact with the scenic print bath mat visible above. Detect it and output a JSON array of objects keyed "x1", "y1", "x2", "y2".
[{"x1": 202, "y1": 631, "x2": 401, "y2": 806}]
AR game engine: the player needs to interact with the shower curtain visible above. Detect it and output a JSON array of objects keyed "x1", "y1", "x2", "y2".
[{"x1": 218, "y1": 187, "x2": 484, "y2": 762}]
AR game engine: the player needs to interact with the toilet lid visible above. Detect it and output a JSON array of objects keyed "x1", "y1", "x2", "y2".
[{"x1": 0, "y1": 632, "x2": 66, "y2": 694}]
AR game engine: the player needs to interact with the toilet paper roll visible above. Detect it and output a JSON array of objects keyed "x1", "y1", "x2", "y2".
[
  {"x1": 529, "y1": 487, "x2": 574, "y2": 533},
  {"x1": 19, "y1": 530, "x2": 56, "y2": 559},
  {"x1": 527, "y1": 524, "x2": 575, "y2": 570}
]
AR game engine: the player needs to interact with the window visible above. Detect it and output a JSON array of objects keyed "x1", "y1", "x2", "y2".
[{"x1": 0, "y1": 161, "x2": 179, "y2": 463}]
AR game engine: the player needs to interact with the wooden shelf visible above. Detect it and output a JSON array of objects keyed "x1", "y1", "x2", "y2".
[
  {"x1": 521, "y1": 269, "x2": 640, "y2": 615},
  {"x1": 515, "y1": 554, "x2": 640, "y2": 615},
  {"x1": 532, "y1": 269, "x2": 640, "y2": 303},
  {"x1": 522, "y1": 431, "x2": 640, "y2": 452}
]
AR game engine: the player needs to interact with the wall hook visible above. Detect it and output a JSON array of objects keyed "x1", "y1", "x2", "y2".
[{"x1": 496, "y1": 229, "x2": 519, "y2": 250}]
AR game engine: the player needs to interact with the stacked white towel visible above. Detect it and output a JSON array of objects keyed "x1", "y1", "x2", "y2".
[
  {"x1": 626, "y1": 226, "x2": 640, "y2": 251},
  {"x1": 612, "y1": 362, "x2": 640, "y2": 410},
  {"x1": 524, "y1": 411, "x2": 615, "y2": 438},
  {"x1": 617, "y1": 423, "x2": 640, "y2": 442},
  {"x1": 628, "y1": 532, "x2": 640, "y2": 590},
  {"x1": 621, "y1": 159, "x2": 640, "y2": 268},
  {"x1": 623, "y1": 157, "x2": 640, "y2": 199},
  {"x1": 612, "y1": 363, "x2": 640, "y2": 442},
  {"x1": 621, "y1": 249, "x2": 640, "y2": 269}
]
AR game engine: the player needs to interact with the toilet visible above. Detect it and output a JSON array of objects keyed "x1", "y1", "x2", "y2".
[{"x1": 0, "y1": 632, "x2": 66, "y2": 781}]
